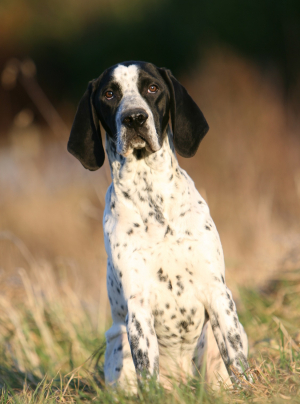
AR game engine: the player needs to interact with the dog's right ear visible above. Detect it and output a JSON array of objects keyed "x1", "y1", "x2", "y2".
[{"x1": 67, "y1": 79, "x2": 105, "y2": 171}]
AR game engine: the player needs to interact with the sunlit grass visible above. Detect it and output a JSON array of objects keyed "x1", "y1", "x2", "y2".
[{"x1": 0, "y1": 257, "x2": 299, "y2": 403}]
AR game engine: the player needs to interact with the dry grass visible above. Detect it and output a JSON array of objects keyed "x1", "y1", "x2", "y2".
[
  {"x1": 0, "y1": 48, "x2": 300, "y2": 402},
  {"x1": 0, "y1": 255, "x2": 298, "y2": 403}
]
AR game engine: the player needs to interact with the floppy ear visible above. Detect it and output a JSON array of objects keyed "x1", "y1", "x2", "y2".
[
  {"x1": 159, "y1": 68, "x2": 209, "y2": 158},
  {"x1": 67, "y1": 79, "x2": 105, "y2": 171}
]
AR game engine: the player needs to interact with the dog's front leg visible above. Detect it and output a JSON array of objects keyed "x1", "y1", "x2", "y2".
[
  {"x1": 204, "y1": 283, "x2": 250, "y2": 384},
  {"x1": 126, "y1": 294, "x2": 159, "y2": 382}
]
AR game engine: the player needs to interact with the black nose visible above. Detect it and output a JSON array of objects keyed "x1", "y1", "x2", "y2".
[{"x1": 122, "y1": 109, "x2": 148, "y2": 129}]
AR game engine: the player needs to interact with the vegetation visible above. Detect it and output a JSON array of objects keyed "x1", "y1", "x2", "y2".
[{"x1": 0, "y1": 253, "x2": 299, "y2": 403}]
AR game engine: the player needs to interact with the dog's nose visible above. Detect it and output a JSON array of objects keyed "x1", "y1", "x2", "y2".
[{"x1": 122, "y1": 109, "x2": 148, "y2": 129}]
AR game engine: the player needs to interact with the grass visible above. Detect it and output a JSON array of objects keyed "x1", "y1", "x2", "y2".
[{"x1": 0, "y1": 250, "x2": 299, "y2": 403}]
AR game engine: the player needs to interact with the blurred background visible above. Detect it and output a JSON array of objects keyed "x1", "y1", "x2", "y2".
[{"x1": 0, "y1": 0, "x2": 300, "y2": 370}]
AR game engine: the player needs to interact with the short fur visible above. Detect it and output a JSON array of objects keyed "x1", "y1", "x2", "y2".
[{"x1": 68, "y1": 61, "x2": 250, "y2": 390}]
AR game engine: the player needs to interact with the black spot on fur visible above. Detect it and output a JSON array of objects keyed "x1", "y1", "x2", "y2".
[
  {"x1": 133, "y1": 223, "x2": 140, "y2": 227},
  {"x1": 219, "y1": 342, "x2": 229, "y2": 364},
  {"x1": 164, "y1": 225, "x2": 173, "y2": 237},
  {"x1": 211, "y1": 317, "x2": 220, "y2": 331},
  {"x1": 127, "y1": 229, "x2": 133, "y2": 235},
  {"x1": 138, "y1": 192, "x2": 146, "y2": 202},
  {"x1": 157, "y1": 268, "x2": 168, "y2": 282},
  {"x1": 168, "y1": 280, "x2": 173, "y2": 290},
  {"x1": 134, "y1": 349, "x2": 150, "y2": 372},
  {"x1": 123, "y1": 191, "x2": 130, "y2": 199},
  {"x1": 177, "y1": 281, "x2": 184, "y2": 290},
  {"x1": 179, "y1": 321, "x2": 188, "y2": 330},
  {"x1": 227, "y1": 331, "x2": 242, "y2": 352},
  {"x1": 205, "y1": 225, "x2": 211, "y2": 231}
]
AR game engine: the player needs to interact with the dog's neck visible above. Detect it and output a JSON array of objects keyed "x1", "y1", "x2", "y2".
[
  {"x1": 105, "y1": 126, "x2": 191, "y2": 226},
  {"x1": 105, "y1": 126, "x2": 180, "y2": 184}
]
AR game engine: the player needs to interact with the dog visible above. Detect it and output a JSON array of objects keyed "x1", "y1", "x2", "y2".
[{"x1": 67, "y1": 61, "x2": 250, "y2": 390}]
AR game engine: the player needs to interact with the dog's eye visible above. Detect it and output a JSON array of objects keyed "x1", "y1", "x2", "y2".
[
  {"x1": 148, "y1": 85, "x2": 158, "y2": 93},
  {"x1": 105, "y1": 91, "x2": 114, "y2": 100}
]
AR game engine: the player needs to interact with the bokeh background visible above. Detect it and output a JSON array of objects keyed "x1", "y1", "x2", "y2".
[{"x1": 0, "y1": 0, "x2": 300, "y2": 377}]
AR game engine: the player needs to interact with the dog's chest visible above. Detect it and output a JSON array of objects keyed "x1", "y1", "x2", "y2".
[
  {"x1": 104, "y1": 148, "x2": 212, "y2": 248},
  {"x1": 148, "y1": 256, "x2": 206, "y2": 352},
  {"x1": 103, "y1": 138, "x2": 222, "y2": 349}
]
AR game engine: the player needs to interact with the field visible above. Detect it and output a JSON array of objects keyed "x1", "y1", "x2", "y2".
[{"x1": 0, "y1": 49, "x2": 300, "y2": 402}]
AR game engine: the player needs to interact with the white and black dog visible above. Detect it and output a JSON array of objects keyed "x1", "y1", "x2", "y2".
[{"x1": 68, "y1": 61, "x2": 250, "y2": 390}]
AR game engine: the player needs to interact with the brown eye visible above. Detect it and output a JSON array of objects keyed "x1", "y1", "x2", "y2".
[
  {"x1": 105, "y1": 91, "x2": 114, "y2": 99},
  {"x1": 148, "y1": 85, "x2": 158, "y2": 93}
]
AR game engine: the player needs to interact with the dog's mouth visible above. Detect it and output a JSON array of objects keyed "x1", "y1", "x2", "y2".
[
  {"x1": 121, "y1": 130, "x2": 160, "y2": 157},
  {"x1": 130, "y1": 133, "x2": 147, "y2": 149}
]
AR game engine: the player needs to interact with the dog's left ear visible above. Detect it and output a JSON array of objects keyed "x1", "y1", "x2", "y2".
[
  {"x1": 159, "y1": 68, "x2": 209, "y2": 158},
  {"x1": 67, "y1": 78, "x2": 105, "y2": 171}
]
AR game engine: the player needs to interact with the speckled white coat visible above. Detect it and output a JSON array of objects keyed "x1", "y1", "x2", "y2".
[
  {"x1": 68, "y1": 61, "x2": 250, "y2": 391},
  {"x1": 103, "y1": 128, "x2": 248, "y2": 390}
]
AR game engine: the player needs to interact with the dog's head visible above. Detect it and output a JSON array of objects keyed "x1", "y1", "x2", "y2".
[{"x1": 67, "y1": 61, "x2": 209, "y2": 170}]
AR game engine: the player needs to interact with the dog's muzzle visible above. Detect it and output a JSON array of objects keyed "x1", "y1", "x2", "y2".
[{"x1": 119, "y1": 108, "x2": 159, "y2": 155}]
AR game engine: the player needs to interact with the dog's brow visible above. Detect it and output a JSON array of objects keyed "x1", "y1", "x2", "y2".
[{"x1": 112, "y1": 64, "x2": 140, "y2": 94}]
